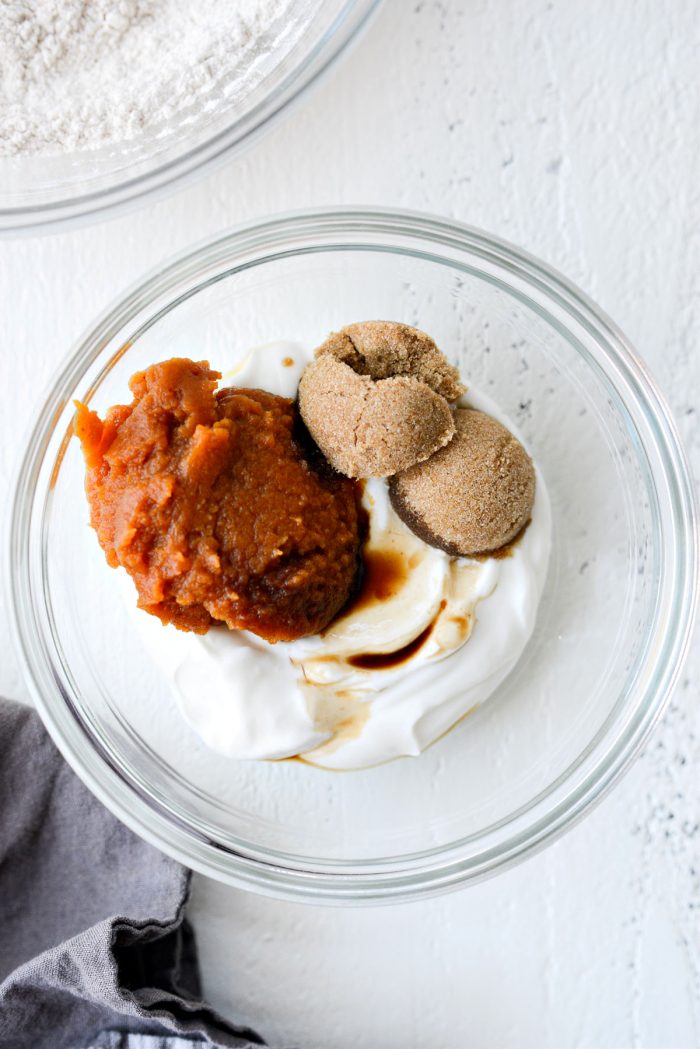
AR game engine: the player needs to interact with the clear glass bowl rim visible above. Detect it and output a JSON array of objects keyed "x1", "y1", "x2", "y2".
[
  {"x1": 10, "y1": 207, "x2": 698, "y2": 904},
  {"x1": 0, "y1": 0, "x2": 381, "y2": 237}
]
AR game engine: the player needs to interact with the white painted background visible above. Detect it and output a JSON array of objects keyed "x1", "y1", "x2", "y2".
[{"x1": 1, "y1": 1, "x2": 699, "y2": 1046}]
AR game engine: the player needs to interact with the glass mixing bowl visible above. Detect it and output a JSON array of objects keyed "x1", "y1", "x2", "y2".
[
  {"x1": 10, "y1": 209, "x2": 697, "y2": 903},
  {"x1": 0, "y1": 1, "x2": 379, "y2": 236}
]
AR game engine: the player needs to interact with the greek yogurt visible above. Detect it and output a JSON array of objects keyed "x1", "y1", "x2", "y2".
[{"x1": 128, "y1": 342, "x2": 551, "y2": 770}]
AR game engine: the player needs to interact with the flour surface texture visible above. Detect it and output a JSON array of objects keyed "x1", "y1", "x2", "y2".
[{"x1": 0, "y1": 0, "x2": 298, "y2": 156}]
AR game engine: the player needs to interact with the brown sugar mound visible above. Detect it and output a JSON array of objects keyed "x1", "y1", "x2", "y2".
[
  {"x1": 298, "y1": 354, "x2": 455, "y2": 478},
  {"x1": 74, "y1": 358, "x2": 363, "y2": 642},
  {"x1": 389, "y1": 409, "x2": 535, "y2": 557},
  {"x1": 317, "y1": 320, "x2": 465, "y2": 402}
]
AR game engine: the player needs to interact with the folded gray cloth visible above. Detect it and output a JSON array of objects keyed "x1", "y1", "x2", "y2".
[{"x1": 0, "y1": 697, "x2": 267, "y2": 1049}]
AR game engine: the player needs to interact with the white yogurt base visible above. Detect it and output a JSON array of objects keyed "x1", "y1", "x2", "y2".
[{"x1": 128, "y1": 342, "x2": 551, "y2": 770}]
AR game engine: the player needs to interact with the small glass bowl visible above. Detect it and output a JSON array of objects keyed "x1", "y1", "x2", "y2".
[
  {"x1": 10, "y1": 209, "x2": 697, "y2": 903},
  {"x1": 0, "y1": 1, "x2": 379, "y2": 236}
]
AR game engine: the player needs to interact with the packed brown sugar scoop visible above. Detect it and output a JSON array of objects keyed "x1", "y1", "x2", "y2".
[
  {"x1": 299, "y1": 320, "x2": 536, "y2": 557},
  {"x1": 73, "y1": 358, "x2": 363, "y2": 642}
]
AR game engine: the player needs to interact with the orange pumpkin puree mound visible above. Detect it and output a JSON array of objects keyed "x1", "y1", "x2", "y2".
[{"x1": 74, "y1": 357, "x2": 363, "y2": 642}]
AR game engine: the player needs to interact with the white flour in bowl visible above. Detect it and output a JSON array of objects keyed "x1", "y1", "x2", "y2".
[{"x1": 0, "y1": 0, "x2": 300, "y2": 157}]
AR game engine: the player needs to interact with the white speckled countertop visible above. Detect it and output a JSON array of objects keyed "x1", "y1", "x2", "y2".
[{"x1": 1, "y1": 1, "x2": 699, "y2": 1045}]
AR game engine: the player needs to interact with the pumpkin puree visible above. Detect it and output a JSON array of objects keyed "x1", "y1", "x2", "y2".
[{"x1": 74, "y1": 358, "x2": 362, "y2": 641}]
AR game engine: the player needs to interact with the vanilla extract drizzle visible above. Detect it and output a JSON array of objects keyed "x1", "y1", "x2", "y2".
[{"x1": 347, "y1": 599, "x2": 448, "y2": 670}]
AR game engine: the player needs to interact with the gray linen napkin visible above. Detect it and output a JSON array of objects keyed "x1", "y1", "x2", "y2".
[{"x1": 0, "y1": 697, "x2": 268, "y2": 1049}]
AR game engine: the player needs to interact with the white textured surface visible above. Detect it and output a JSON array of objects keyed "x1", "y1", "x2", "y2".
[{"x1": 1, "y1": 0, "x2": 699, "y2": 1046}]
